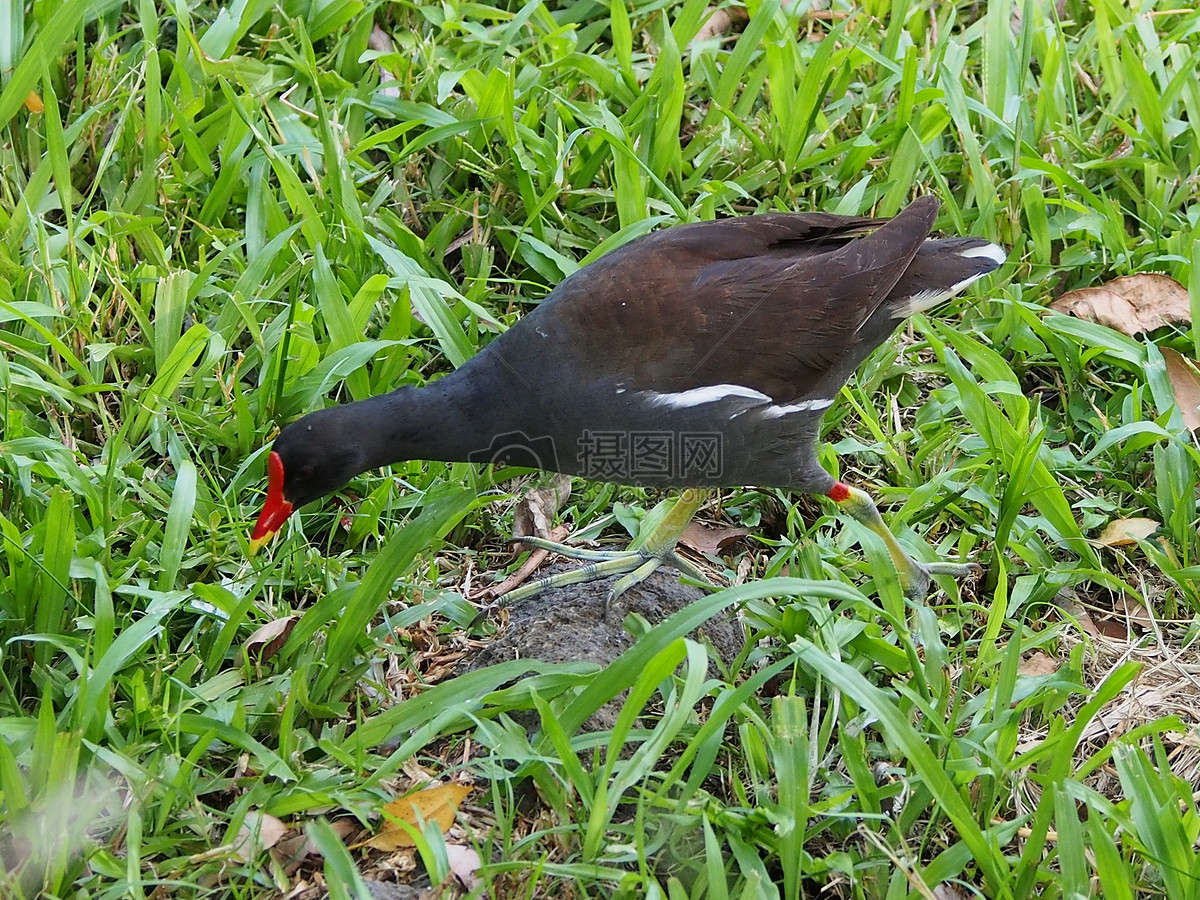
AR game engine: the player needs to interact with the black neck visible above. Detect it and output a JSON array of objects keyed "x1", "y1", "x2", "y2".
[{"x1": 353, "y1": 363, "x2": 517, "y2": 470}]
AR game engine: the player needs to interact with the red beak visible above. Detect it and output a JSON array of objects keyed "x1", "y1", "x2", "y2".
[{"x1": 249, "y1": 451, "x2": 293, "y2": 555}]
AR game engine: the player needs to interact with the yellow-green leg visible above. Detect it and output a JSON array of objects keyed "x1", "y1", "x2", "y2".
[
  {"x1": 829, "y1": 482, "x2": 980, "y2": 600},
  {"x1": 500, "y1": 488, "x2": 715, "y2": 608}
]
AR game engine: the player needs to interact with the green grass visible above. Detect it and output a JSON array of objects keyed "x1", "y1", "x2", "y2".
[{"x1": 3, "y1": 0, "x2": 1200, "y2": 896}]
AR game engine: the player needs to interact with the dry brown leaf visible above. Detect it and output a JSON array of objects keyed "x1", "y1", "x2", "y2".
[
  {"x1": 446, "y1": 843, "x2": 482, "y2": 890},
  {"x1": 368, "y1": 25, "x2": 400, "y2": 100},
  {"x1": 241, "y1": 615, "x2": 299, "y2": 663},
  {"x1": 1058, "y1": 589, "x2": 1100, "y2": 637},
  {"x1": 1162, "y1": 347, "x2": 1200, "y2": 432},
  {"x1": 1049, "y1": 273, "x2": 1190, "y2": 335},
  {"x1": 679, "y1": 522, "x2": 750, "y2": 556},
  {"x1": 1018, "y1": 651, "x2": 1059, "y2": 677},
  {"x1": 694, "y1": 8, "x2": 742, "y2": 42},
  {"x1": 1120, "y1": 595, "x2": 1155, "y2": 632},
  {"x1": 512, "y1": 474, "x2": 572, "y2": 540},
  {"x1": 693, "y1": 0, "x2": 834, "y2": 45},
  {"x1": 1094, "y1": 616, "x2": 1129, "y2": 641},
  {"x1": 356, "y1": 783, "x2": 472, "y2": 851},
  {"x1": 271, "y1": 832, "x2": 310, "y2": 872},
  {"x1": 1096, "y1": 517, "x2": 1159, "y2": 548},
  {"x1": 229, "y1": 810, "x2": 287, "y2": 862},
  {"x1": 484, "y1": 523, "x2": 571, "y2": 600},
  {"x1": 367, "y1": 24, "x2": 393, "y2": 54},
  {"x1": 402, "y1": 757, "x2": 436, "y2": 782},
  {"x1": 1074, "y1": 608, "x2": 1101, "y2": 638},
  {"x1": 303, "y1": 818, "x2": 358, "y2": 858},
  {"x1": 933, "y1": 884, "x2": 970, "y2": 900}
]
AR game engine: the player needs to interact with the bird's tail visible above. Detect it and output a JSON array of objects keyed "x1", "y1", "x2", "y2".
[{"x1": 887, "y1": 237, "x2": 1007, "y2": 317}]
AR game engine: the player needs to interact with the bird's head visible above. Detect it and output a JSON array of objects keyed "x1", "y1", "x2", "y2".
[{"x1": 249, "y1": 414, "x2": 365, "y2": 554}]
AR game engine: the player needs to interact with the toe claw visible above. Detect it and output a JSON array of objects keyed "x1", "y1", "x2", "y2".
[{"x1": 902, "y1": 558, "x2": 982, "y2": 600}]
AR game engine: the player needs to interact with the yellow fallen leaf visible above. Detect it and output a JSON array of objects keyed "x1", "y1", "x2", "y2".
[
  {"x1": 1096, "y1": 517, "x2": 1159, "y2": 548},
  {"x1": 355, "y1": 783, "x2": 471, "y2": 851},
  {"x1": 25, "y1": 91, "x2": 44, "y2": 113}
]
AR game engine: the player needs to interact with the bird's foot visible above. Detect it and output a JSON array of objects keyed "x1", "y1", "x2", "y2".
[
  {"x1": 830, "y1": 482, "x2": 981, "y2": 601},
  {"x1": 501, "y1": 537, "x2": 715, "y2": 613},
  {"x1": 604, "y1": 548, "x2": 715, "y2": 610},
  {"x1": 468, "y1": 541, "x2": 648, "y2": 627},
  {"x1": 899, "y1": 557, "x2": 984, "y2": 602},
  {"x1": 491, "y1": 489, "x2": 717, "y2": 615}
]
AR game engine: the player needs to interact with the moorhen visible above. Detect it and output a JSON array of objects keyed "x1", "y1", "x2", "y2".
[{"x1": 250, "y1": 196, "x2": 1004, "y2": 602}]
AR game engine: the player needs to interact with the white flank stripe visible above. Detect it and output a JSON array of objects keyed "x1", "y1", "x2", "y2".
[
  {"x1": 764, "y1": 398, "x2": 834, "y2": 417},
  {"x1": 645, "y1": 383, "x2": 772, "y2": 409}
]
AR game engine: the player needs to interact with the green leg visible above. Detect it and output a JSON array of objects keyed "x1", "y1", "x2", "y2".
[
  {"x1": 498, "y1": 488, "x2": 716, "y2": 609},
  {"x1": 830, "y1": 483, "x2": 980, "y2": 600},
  {"x1": 500, "y1": 553, "x2": 651, "y2": 604}
]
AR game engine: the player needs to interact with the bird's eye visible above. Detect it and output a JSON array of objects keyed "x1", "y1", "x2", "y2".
[{"x1": 300, "y1": 464, "x2": 316, "y2": 480}]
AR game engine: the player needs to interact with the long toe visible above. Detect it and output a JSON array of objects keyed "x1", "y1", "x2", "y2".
[{"x1": 902, "y1": 558, "x2": 982, "y2": 601}]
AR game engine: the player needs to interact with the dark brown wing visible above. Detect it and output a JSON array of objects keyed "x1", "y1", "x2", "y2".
[{"x1": 534, "y1": 198, "x2": 938, "y2": 402}]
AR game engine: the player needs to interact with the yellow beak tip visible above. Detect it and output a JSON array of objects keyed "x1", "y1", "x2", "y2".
[{"x1": 248, "y1": 533, "x2": 273, "y2": 556}]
